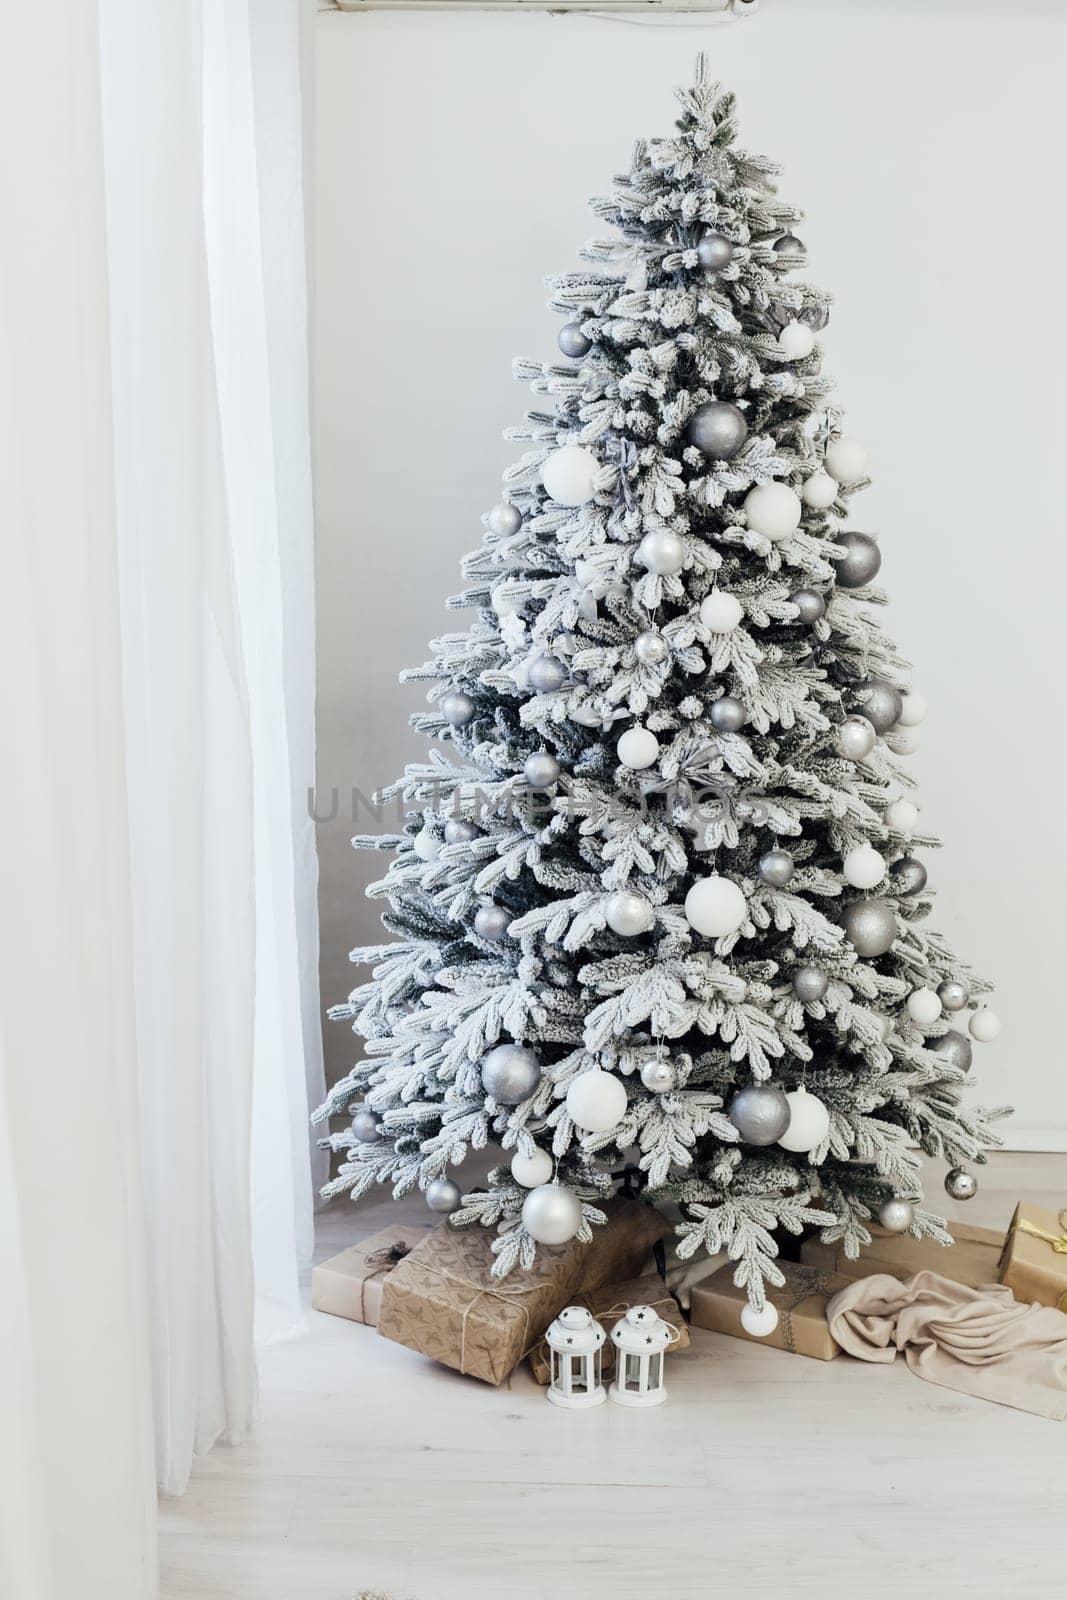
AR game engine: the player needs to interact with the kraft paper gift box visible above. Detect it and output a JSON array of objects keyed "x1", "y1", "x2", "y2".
[
  {"x1": 690, "y1": 1260, "x2": 853, "y2": 1360},
  {"x1": 311, "y1": 1225, "x2": 419, "y2": 1327},
  {"x1": 527, "y1": 1272, "x2": 689, "y2": 1385},
  {"x1": 377, "y1": 1198, "x2": 669, "y2": 1386},
  {"x1": 998, "y1": 1203, "x2": 1067, "y2": 1311},
  {"x1": 800, "y1": 1220, "x2": 1004, "y2": 1290}
]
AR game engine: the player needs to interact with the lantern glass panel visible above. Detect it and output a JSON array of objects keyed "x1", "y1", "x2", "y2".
[{"x1": 649, "y1": 1353, "x2": 662, "y2": 1390}]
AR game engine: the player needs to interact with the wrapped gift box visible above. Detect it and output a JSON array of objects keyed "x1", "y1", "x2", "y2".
[
  {"x1": 998, "y1": 1203, "x2": 1067, "y2": 1311},
  {"x1": 311, "y1": 1225, "x2": 421, "y2": 1327},
  {"x1": 527, "y1": 1272, "x2": 689, "y2": 1385},
  {"x1": 377, "y1": 1198, "x2": 668, "y2": 1386},
  {"x1": 800, "y1": 1220, "x2": 1004, "y2": 1290},
  {"x1": 690, "y1": 1260, "x2": 853, "y2": 1360}
]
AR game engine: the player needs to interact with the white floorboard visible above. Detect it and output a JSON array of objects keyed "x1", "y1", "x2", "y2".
[{"x1": 159, "y1": 1151, "x2": 1065, "y2": 1599}]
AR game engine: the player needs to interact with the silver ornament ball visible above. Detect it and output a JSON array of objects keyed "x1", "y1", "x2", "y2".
[
  {"x1": 789, "y1": 587, "x2": 827, "y2": 626},
  {"x1": 773, "y1": 232, "x2": 806, "y2": 258},
  {"x1": 793, "y1": 966, "x2": 829, "y2": 1003},
  {"x1": 836, "y1": 715, "x2": 877, "y2": 763},
  {"x1": 710, "y1": 695, "x2": 746, "y2": 733},
  {"x1": 557, "y1": 321, "x2": 592, "y2": 359},
  {"x1": 521, "y1": 1182, "x2": 583, "y2": 1246},
  {"x1": 524, "y1": 750, "x2": 560, "y2": 789},
  {"x1": 728, "y1": 1084, "x2": 792, "y2": 1146},
  {"x1": 635, "y1": 630, "x2": 670, "y2": 667},
  {"x1": 637, "y1": 528, "x2": 686, "y2": 576},
  {"x1": 891, "y1": 855, "x2": 928, "y2": 895},
  {"x1": 481, "y1": 1042, "x2": 542, "y2": 1105},
  {"x1": 641, "y1": 1057, "x2": 677, "y2": 1094},
  {"x1": 351, "y1": 1108, "x2": 380, "y2": 1143},
  {"x1": 930, "y1": 1030, "x2": 973, "y2": 1073},
  {"x1": 758, "y1": 848, "x2": 795, "y2": 888},
  {"x1": 686, "y1": 401, "x2": 749, "y2": 463},
  {"x1": 835, "y1": 532, "x2": 882, "y2": 589},
  {"x1": 945, "y1": 1167, "x2": 978, "y2": 1202},
  {"x1": 528, "y1": 654, "x2": 567, "y2": 694},
  {"x1": 425, "y1": 1177, "x2": 462, "y2": 1215},
  {"x1": 605, "y1": 889, "x2": 654, "y2": 938},
  {"x1": 855, "y1": 678, "x2": 903, "y2": 735},
  {"x1": 842, "y1": 897, "x2": 897, "y2": 958},
  {"x1": 937, "y1": 979, "x2": 970, "y2": 1012},
  {"x1": 800, "y1": 302, "x2": 830, "y2": 331},
  {"x1": 697, "y1": 229, "x2": 734, "y2": 272},
  {"x1": 440, "y1": 690, "x2": 475, "y2": 727},
  {"x1": 878, "y1": 1198, "x2": 915, "y2": 1234},
  {"x1": 487, "y1": 502, "x2": 522, "y2": 537},
  {"x1": 444, "y1": 818, "x2": 480, "y2": 845},
  {"x1": 473, "y1": 904, "x2": 509, "y2": 941}
]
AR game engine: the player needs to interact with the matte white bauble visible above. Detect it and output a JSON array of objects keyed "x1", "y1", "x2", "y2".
[
  {"x1": 636, "y1": 528, "x2": 686, "y2": 576},
  {"x1": 700, "y1": 589, "x2": 744, "y2": 634},
  {"x1": 778, "y1": 320, "x2": 816, "y2": 359},
  {"x1": 744, "y1": 481, "x2": 802, "y2": 543},
  {"x1": 889, "y1": 725, "x2": 922, "y2": 756},
  {"x1": 605, "y1": 889, "x2": 655, "y2": 937},
  {"x1": 801, "y1": 470, "x2": 838, "y2": 509},
  {"x1": 566, "y1": 1070, "x2": 629, "y2": 1134},
  {"x1": 778, "y1": 1086, "x2": 831, "y2": 1154},
  {"x1": 969, "y1": 1008, "x2": 1002, "y2": 1043},
  {"x1": 684, "y1": 875, "x2": 747, "y2": 938},
  {"x1": 510, "y1": 1148, "x2": 554, "y2": 1188},
  {"x1": 842, "y1": 843, "x2": 886, "y2": 890},
  {"x1": 617, "y1": 726, "x2": 660, "y2": 771},
  {"x1": 542, "y1": 444, "x2": 598, "y2": 506},
  {"x1": 522, "y1": 1183, "x2": 583, "y2": 1246},
  {"x1": 824, "y1": 436, "x2": 870, "y2": 484},
  {"x1": 906, "y1": 988, "x2": 942, "y2": 1026},
  {"x1": 740, "y1": 1302, "x2": 780, "y2": 1338},
  {"x1": 885, "y1": 798, "x2": 920, "y2": 833},
  {"x1": 413, "y1": 827, "x2": 440, "y2": 861},
  {"x1": 897, "y1": 690, "x2": 928, "y2": 727}
]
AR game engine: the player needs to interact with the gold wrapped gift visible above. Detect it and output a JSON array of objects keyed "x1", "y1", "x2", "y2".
[
  {"x1": 800, "y1": 1220, "x2": 1004, "y2": 1290},
  {"x1": 690, "y1": 1260, "x2": 852, "y2": 1360},
  {"x1": 377, "y1": 1199, "x2": 669, "y2": 1386},
  {"x1": 998, "y1": 1203, "x2": 1067, "y2": 1312}
]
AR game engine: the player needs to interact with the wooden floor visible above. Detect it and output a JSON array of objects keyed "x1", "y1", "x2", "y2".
[{"x1": 159, "y1": 1152, "x2": 1065, "y2": 1600}]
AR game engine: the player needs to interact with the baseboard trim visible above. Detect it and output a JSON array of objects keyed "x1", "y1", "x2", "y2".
[{"x1": 994, "y1": 1128, "x2": 1067, "y2": 1154}]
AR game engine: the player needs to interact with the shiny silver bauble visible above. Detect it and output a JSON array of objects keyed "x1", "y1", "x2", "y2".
[
  {"x1": 878, "y1": 1198, "x2": 915, "y2": 1234},
  {"x1": 841, "y1": 897, "x2": 897, "y2": 958},
  {"x1": 710, "y1": 695, "x2": 746, "y2": 732},
  {"x1": 557, "y1": 321, "x2": 592, "y2": 359},
  {"x1": 521, "y1": 1182, "x2": 583, "y2": 1246},
  {"x1": 835, "y1": 531, "x2": 882, "y2": 589},
  {"x1": 686, "y1": 401, "x2": 749, "y2": 462},
  {"x1": 604, "y1": 889, "x2": 655, "y2": 938},
  {"x1": 758, "y1": 848, "x2": 795, "y2": 888},
  {"x1": 425, "y1": 1177, "x2": 462, "y2": 1214},
  {"x1": 640, "y1": 1057, "x2": 677, "y2": 1094},
  {"x1": 728, "y1": 1084, "x2": 792, "y2": 1146},
  {"x1": 800, "y1": 301, "x2": 830, "y2": 331},
  {"x1": 836, "y1": 715, "x2": 877, "y2": 762},
  {"x1": 481, "y1": 1043, "x2": 542, "y2": 1104},
  {"x1": 444, "y1": 818, "x2": 481, "y2": 845},
  {"x1": 930, "y1": 1030, "x2": 973, "y2": 1073},
  {"x1": 528, "y1": 654, "x2": 567, "y2": 694},
  {"x1": 697, "y1": 229, "x2": 734, "y2": 272},
  {"x1": 789, "y1": 587, "x2": 827, "y2": 626},
  {"x1": 792, "y1": 966, "x2": 829, "y2": 1003},
  {"x1": 937, "y1": 979, "x2": 970, "y2": 1012},
  {"x1": 487, "y1": 502, "x2": 522, "y2": 537},
  {"x1": 891, "y1": 855, "x2": 928, "y2": 895},
  {"x1": 773, "y1": 233, "x2": 806, "y2": 257},
  {"x1": 855, "y1": 678, "x2": 903, "y2": 735},
  {"x1": 350, "y1": 1108, "x2": 381, "y2": 1143},
  {"x1": 440, "y1": 690, "x2": 475, "y2": 727},
  {"x1": 637, "y1": 528, "x2": 687, "y2": 576},
  {"x1": 523, "y1": 750, "x2": 560, "y2": 789},
  {"x1": 944, "y1": 1167, "x2": 978, "y2": 1202},
  {"x1": 473, "y1": 904, "x2": 510, "y2": 941},
  {"x1": 635, "y1": 630, "x2": 670, "y2": 666}
]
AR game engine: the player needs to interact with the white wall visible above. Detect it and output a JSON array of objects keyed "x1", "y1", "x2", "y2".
[{"x1": 314, "y1": 2, "x2": 1067, "y2": 1146}]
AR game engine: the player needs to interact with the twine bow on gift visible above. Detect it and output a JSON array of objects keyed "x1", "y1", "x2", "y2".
[
  {"x1": 357, "y1": 1239, "x2": 411, "y2": 1324},
  {"x1": 768, "y1": 1266, "x2": 835, "y2": 1355},
  {"x1": 1016, "y1": 1211, "x2": 1067, "y2": 1255}
]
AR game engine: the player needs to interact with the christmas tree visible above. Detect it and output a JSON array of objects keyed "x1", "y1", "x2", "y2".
[{"x1": 315, "y1": 59, "x2": 1006, "y2": 1319}]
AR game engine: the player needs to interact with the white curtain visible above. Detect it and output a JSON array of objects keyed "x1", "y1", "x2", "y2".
[
  {"x1": 0, "y1": 4, "x2": 158, "y2": 1595},
  {"x1": 98, "y1": 0, "x2": 325, "y2": 1495}
]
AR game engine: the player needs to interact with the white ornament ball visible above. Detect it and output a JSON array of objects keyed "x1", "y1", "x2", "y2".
[
  {"x1": 510, "y1": 1147, "x2": 554, "y2": 1188},
  {"x1": 566, "y1": 1070, "x2": 629, "y2": 1134},
  {"x1": 740, "y1": 1302, "x2": 780, "y2": 1339},
  {"x1": 636, "y1": 528, "x2": 686, "y2": 576},
  {"x1": 542, "y1": 444, "x2": 598, "y2": 507},
  {"x1": 801, "y1": 470, "x2": 838, "y2": 510},
  {"x1": 824, "y1": 436, "x2": 870, "y2": 484},
  {"x1": 487, "y1": 502, "x2": 522, "y2": 537},
  {"x1": 616, "y1": 726, "x2": 660, "y2": 771},
  {"x1": 843, "y1": 843, "x2": 886, "y2": 890},
  {"x1": 907, "y1": 988, "x2": 942, "y2": 1026},
  {"x1": 605, "y1": 889, "x2": 655, "y2": 937},
  {"x1": 888, "y1": 725, "x2": 922, "y2": 756},
  {"x1": 684, "y1": 875, "x2": 747, "y2": 939},
  {"x1": 778, "y1": 1086, "x2": 831, "y2": 1154},
  {"x1": 885, "y1": 798, "x2": 920, "y2": 833},
  {"x1": 744, "y1": 481, "x2": 802, "y2": 543},
  {"x1": 897, "y1": 690, "x2": 927, "y2": 727},
  {"x1": 522, "y1": 1183, "x2": 583, "y2": 1246},
  {"x1": 969, "y1": 1008, "x2": 1002, "y2": 1043},
  {"x1": 413, "y1": 827, "x2": 440, "y2": 861},
  {"x1": 778, "y1": 320, "x2": 816, "y2": 360},
  {"x1": 700, "y1": 589, "x2": 744, "y2": 634}
]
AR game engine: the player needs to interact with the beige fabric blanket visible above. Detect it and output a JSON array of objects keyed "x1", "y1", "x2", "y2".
[{"x1": 826, "y1": 1270, "x2": 1067, "y2": 1420}]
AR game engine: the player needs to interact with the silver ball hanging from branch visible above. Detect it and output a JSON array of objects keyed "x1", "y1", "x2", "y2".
[
  {"x1": 793, "y1": 966, "x2": 829, "y2": 1003},
  {"x1": 835, "y1": 532, "x2": 882, "y2": 589},
  {"x1": 836, "y1": 715, "x2": 877, "y2": 763},
  {"x1": 773, "y1": 232, "x2": 806, "y2": 259},
  {"x1": 891, "y1": 855, "x2": 928, "y2": 895},
  {"x1": 524, "y1": 750, "x2": 560, "y2": 789},
  {"x1": 685, "y1": 401, "x2": 749, "y2": 462},
  {"x1": 487, "y1": 502, "x2": 522, "y2": 538},
  {"x1": 878, "y1": 1198, "x2": 915, "y2": 1234},
  {"x1": 425, "y1": 1177, "x2": 462, "y2": 1215},
  {"x1": 842, "y1": 897, "x2": 897, "y2": 957},
  {"x1": 440, "y1": 690, "x2": 475, "y2": 727},
  {"x1": 557, "y1": 321, "x2": 592, "y2": 359},
  {"x1": 758, "y1": 848, "x2": 795, "y2": 888},
  {"x1": 473, "y1": 904, "x2": 510, "y2": 942},
  {"x1": 945, "y1": 1168, "x2": 978, "y2": 1202},
  {"x1": 930, "y1": 1030, "x2": 973, "y2": 1073},
  {"x1": 697, "y1": 228, "x2": 734, "y2": 272},
  {"x1": 728, "y1": 1085, "x2": 791, "y2": 1146},
  {"x1": 350, "y1": 1108, "x2": 381, "y2": 1144},
  {"x1": 789, "y1": 587, "x2": 826, "y2": 626},
  {"x1": 937, "y1": 979, "x2": 970, "y2": 1012},
  {"x1": 641, "y1": 1057, "x2": 677, "y2": 1094},
  {"x1": 528, "y1": 655, "x2": 567, "y2": 694},
  {"x1": 710, "y1": 695, "x2": 746, "y2": 732},
  {"x1": 635, "y1": 630, "x2": 670, "y2": 666},
  {"x1": 481, "y1": 1043, "x2": 542, "y2": 1104},
  {"x1": 855, "y1": 678, "x2": 903, "y2": 735}
]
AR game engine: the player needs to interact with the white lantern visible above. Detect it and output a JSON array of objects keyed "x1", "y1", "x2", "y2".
[
  {"x1": 609, "y1": 1304, "x2": 676, "y2": 1408},
  {"x1": 545, "y1": 1306, "x2": 607, "y2": 1410}
]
